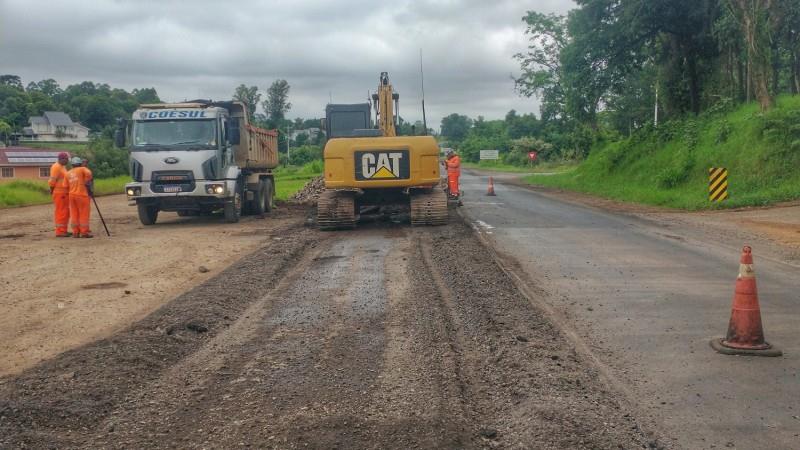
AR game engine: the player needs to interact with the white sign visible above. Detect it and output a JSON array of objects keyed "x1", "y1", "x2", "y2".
[{"x1": 480, "y1": 150, "x2": 499, "y2": 160}]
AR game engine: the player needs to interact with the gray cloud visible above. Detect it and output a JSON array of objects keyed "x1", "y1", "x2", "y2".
[{"x1": 1, "y1": 0, "x2": 575, "y2": 129}]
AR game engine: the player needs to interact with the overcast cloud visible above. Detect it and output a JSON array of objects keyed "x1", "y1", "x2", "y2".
[{"x1": 1, "y1": 0, "x2": 575, "y2": 129}]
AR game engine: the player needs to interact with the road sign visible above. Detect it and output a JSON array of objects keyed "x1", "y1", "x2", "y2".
[
  {"x1": 480, "y1": 150, "x2": 499, "y2": 160},
  {"x1": 709, "y1": 167, "x2": 729, "y2": 202},
  {"x1": 528, "y1": 151, "x2": 537, "y2": 161}
]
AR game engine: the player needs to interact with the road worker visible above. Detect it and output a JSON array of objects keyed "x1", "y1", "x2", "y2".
[
  {"x1": 67, "y1": 156, "x2": 94, "y2": 238},
  {"x1": 444, "y1": 149, "x2": 461, "y2": 198},
  {"x1": 48, "y1": 152, "x2": 71, "y2": 237}
]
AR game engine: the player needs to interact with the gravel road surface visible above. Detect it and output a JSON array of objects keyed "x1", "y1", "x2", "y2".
[{"x1": 0, "y1": 214, "x2": 658, "y2": 449}]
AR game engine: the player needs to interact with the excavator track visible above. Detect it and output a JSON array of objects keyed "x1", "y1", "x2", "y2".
[
  {"x1": 410, "y1": 189, "x2": 449, "y2": 226},
  {"x1": 317, "y1": 190, "x2": 358, "y2": 230}
]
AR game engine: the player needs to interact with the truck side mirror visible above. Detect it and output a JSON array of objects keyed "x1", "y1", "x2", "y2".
[
  {"x1": 320, "y1": 118, "x2": 327, "y2": 131},
  {"x1": 114, "y1": 127, "x2": 126, "y2": 148},
  {"x1": 228, "y1": 120, "x2": 240, "y2": 145}
]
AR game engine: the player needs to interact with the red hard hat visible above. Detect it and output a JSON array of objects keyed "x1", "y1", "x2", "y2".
[{"x1": 58, "y1": 152, "x2": 69, "y2": 159}]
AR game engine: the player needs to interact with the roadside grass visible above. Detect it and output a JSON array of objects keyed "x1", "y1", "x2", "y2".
[
  {"x1": 0, "y1": 161, "x2": 321, "y2": 207},
  {"x1": 21, "y1": 142, "x2": 89, "y2": 153},
  {"x1": 0, "y1": 176, "x2": 131, "y2": 208},
  {"x1": 525, "y1": 95, "x2": 800, "y2": 210},
  {"x1": 464, "y1": 160, "x2": 578, "y2": 174},
  {"x1": 274, "y1": 160, "x2": 322, "y2": 201}
]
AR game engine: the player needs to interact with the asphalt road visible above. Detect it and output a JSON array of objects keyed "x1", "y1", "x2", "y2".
[{"x1": 459, "y1": 170, "x2": 800, "y2": 450}]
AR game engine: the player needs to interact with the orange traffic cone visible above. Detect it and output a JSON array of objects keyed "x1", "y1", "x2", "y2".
[
  {"x1": 711, "y1": 246, "x2": 782, "y2": 356},
  {"x1": 486, "y1": 177, "x2": 496, "y2": 196}
]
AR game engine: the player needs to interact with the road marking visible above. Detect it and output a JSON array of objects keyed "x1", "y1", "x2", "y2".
[{"x1": 474, "y1": 220, "x2": 495, "y2": 231}]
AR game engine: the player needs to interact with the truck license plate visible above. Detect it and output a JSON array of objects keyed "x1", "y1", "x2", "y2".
[{"x1": 163, "y1": 186, "x2": 182, "y2": 193}]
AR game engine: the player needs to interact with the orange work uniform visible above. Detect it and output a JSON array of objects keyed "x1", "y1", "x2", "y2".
[
  {"x1": 445, "y1": 154, "x2": 461, "y2": 196},
  {"x1": 67, "y1": 166, "x2": 93, "y2": 236},
  {"x1": 48, "y1": 162, "x2": 70, "y2": 236}
]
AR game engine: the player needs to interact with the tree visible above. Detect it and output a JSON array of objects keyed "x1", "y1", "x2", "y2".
[
  {"x1": 132, "y1": 88, "x2": 160, "y2": 104},
  {"x1": 26, "y1": 79, "x2": 62, "y2": 98},
  {"x1": 233, "y1": 84, "x2": 261, "y2": 120},
  {"x1": 0, "y1": 75, "x2": 23, "y2": 90},
  {"x1": 728, "y1": 0, "x2": 778, "y2": 110},
  {"x1": 262, "y1": 80, "x2": 291, "y2": 124},
  {"x1": 440, "y1": 113, "x2": 472, "y2": 142},
  {"x1": 514, "y1": 12, "x2": 569, "y2": 122},
  {"x1": 0, "y1": 120, "x2": 12, "y2": 143}
]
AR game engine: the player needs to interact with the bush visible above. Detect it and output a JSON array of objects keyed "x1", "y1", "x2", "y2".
[
  {"x1": 72, "y1": 136, "x2": 128, "y2": 178},
  {"x1": 288, "y1": 145, "x2": 323, "y2": 166}
]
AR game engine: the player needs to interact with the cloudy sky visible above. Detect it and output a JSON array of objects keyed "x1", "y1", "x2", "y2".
[{"x1": 1, "y1": 0, "x2": 575, "y2": 129}]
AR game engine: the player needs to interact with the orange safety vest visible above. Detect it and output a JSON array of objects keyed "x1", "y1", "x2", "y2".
[
  {"x1": 446, "y1": 155, "x2": 461, "y2": 175},
  {"x1": 68, "y1": 166, "x2": 93, "y2": 197},
  {"x1": 49, "y1": 162, "x2": 69, "y2": 193}
]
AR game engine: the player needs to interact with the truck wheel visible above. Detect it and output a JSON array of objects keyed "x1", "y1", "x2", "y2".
[
  {"x1": 251, "y1": 181, "x2": 267, "y2": 218},
  {"x1": 264, "y1": 179, "x2": 274, "y2": 213},
  {"x1": 224, "y1": 183, "x2": 243, "y2": 223},
  {"x1": 137, "y1": 204, "x2": 159, "y2": 225}
]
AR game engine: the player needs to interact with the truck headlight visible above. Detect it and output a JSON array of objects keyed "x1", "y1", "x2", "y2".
[
  {"x1": 126, "y1": 187, "x2": 141, "y2": 197},
  {"x1": 206, "y1": 184, "x2": 225, "y2": 195}
]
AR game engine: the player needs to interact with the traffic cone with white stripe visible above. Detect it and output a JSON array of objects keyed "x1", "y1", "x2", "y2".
[
  {"x1": 486, "y1": 177, "x2": 496, "y2": 196},
  {"x1": 711, "y1": 246, "x2": 782, "y2": 357}
]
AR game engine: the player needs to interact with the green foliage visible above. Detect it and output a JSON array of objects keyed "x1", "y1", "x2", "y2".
[
  {"x1": 68, "y1": 137, "x2": 129, "y2": 179},
  {"x1": 262, "y1": 79, "x2": 291, "y2": 125},
  {"x1": 440, "y1": 113, "x2": 472, "y2": 143},
  {"x1": 0, "y1": 75, "x2": 160, "y2": 132},
  {"x1": 233, "y1": 84, "x2": 261, "y2": 121},
  {"x1": 287, "y1": 145, "x2": 323, "y2": 166},
  {"x1": 525, "y1": 95, "x2": 800, "y2": 209}
]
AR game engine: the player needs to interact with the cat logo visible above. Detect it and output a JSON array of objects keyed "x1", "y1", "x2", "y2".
[{"x1": 355, "y1": 150, "x2": 410, "y2": 180}]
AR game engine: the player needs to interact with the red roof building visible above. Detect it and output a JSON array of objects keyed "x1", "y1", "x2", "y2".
[{"x1": 0, "y1": 147, "x2": 70, "y2": 183}]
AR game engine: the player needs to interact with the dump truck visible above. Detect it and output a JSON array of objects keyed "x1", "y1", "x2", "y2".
[
  {"x1": 317, "y1": 72, "x2": 447, "y2": 229},
  {"x1": 115, "y1": 100, "x2": 278, "y2": 225}
]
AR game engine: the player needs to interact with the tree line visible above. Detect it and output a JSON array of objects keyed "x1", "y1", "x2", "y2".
[{"x1": 440, "y1": 0, "x2": 800, "y2": 164}]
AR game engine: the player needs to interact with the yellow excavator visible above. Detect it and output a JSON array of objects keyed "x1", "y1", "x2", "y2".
[{"x1": 317, "y1": 72, "x2": 447, "y2": 230}]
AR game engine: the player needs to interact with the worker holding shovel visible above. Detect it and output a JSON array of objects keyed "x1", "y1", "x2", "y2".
[{"x1": 67, "y1": 156, "x2": 94, "y2": 238}]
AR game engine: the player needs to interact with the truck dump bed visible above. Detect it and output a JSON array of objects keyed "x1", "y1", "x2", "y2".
[{"x1": 225, "y1": 102, "x2": 279, "y2": 170}]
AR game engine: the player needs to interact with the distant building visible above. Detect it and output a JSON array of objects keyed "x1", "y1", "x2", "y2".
[
  {"x1": 290, "y1": 127, "x2": 322, "y2": 142},
  {"x1": 0, "y1": 147, "x2": 69, "y2": 183},
  {"x1": 22, "y1": 111, "x2": 90, "y2": 142}
]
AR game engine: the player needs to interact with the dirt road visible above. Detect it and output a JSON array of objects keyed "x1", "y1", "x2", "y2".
[
  {"x1": 0, "y1": 196, "x2": 305, "y2": 376},
  {"x1": 0, "y1": 214, "x2": 660, "y2": 449}
]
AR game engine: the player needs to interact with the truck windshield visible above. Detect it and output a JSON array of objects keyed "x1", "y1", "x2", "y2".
[{"x1": 132, "y1": 119, "x2": 217, "y2": 149}]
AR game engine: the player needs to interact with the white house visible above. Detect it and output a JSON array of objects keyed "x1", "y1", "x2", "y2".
[
  {"x1": 22, "y1": 111, "x2": 90, "y2": 142},
  {"x1": 290, "y1": 127, "x2": 322, "y2": 142}
]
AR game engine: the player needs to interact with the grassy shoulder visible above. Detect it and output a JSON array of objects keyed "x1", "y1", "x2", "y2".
[
  {"x1": 525, "y1": 95, "x2": 800, "y2": 210},
  {"x1": 0, "y1": 175, "x2": 130, "y2": 208},
  {"x1": 0, "y1": 161, "x2": 321, "y2": 208},
  {"x1": 273, "y1": 160, "x2": 322, "y2": 201},
  {"x1": 463, "y1": 160, "x2": 577, "y2": 174}
]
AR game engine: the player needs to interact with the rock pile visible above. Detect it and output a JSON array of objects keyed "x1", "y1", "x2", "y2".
[{"x1": 290, "y1": 176, "x2": 325, "y2": 204}]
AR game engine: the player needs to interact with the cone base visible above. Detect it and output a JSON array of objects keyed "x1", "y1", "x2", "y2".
[
  {"x1": 486, "y1": 192, "x2": 496, "y2": 196},
  {"x1": 710, "y1": 338, "x2": 782, "y2": 357}
]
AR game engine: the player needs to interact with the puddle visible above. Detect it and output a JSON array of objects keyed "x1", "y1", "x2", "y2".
[{"x1": 81, "y1": 282, "x2": 128, "y2": 290}]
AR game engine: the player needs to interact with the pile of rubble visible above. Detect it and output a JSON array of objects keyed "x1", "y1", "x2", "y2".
[{"x1": 290, "y1": 176, "x2": 325, "y2": 204}]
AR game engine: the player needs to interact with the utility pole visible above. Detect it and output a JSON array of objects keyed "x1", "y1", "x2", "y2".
[
  {"x1": 654, "y1": 82, "x2": 659, "y2": 127},
  {"x1": 286, "y1": 124, "x2": 292, "y2": 165}
]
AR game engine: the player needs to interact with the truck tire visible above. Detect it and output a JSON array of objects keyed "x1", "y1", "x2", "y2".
[
  {"x1": 264, "y1": 179, "x2": 274, "y2": 213},
  {"x1": 138, "y1": 204, "x2": 159, "y2": 225},
  {"x1": 251, "y1": 180, "x2": 267, "y2": 218},
  {"x1": 224, "y1": 183, "x2": 243, "y2": 223}
]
